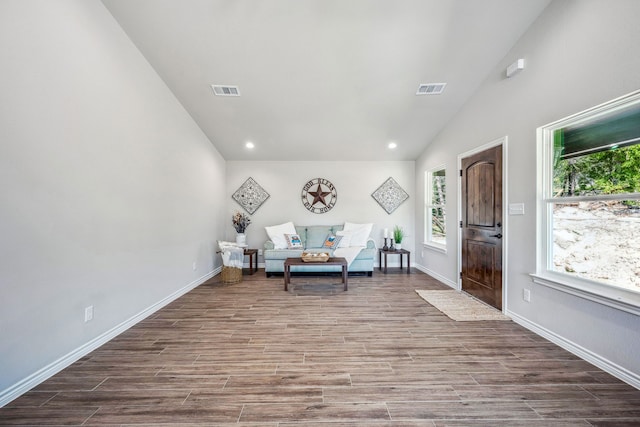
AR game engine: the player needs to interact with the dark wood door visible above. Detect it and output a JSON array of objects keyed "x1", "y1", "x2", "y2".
[{"x1": 461, "y1": 145, "x2": 503, "y2": 310}]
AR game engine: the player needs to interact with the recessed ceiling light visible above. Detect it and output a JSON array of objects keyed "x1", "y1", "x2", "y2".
[
  {"x1": 388, "y1": 142, "x2": 397, "y2": 149},
  {"x1": 245, "y1": 141, "x2": 255, "y2": 149}
]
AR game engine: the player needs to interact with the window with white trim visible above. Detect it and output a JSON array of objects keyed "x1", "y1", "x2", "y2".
[
  {"x1": 536, "y1": 90, "x2": 640, "y2": 310},
  {"x1": 425, "y1": 167, "x2": 446, "y2": 249}
]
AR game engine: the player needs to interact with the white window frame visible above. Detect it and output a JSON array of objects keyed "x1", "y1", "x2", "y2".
[
  {"x1": 424, "y1": 166, "x2": 446, "y2": 252},
  {"x1": 533, "y1": 90, "x2": 640, "y2": 315}
]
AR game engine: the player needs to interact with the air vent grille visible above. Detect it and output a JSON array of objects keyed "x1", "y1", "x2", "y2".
[
  {"x1": 211, "y1": 85, "x2": 241, "y2": 96},
  {"x1": 416, "y1": 83, "x2": 446, "y2": 95}
]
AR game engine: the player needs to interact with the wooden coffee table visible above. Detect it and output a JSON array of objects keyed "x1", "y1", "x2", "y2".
[{"x1": 283, "y1": 257, "x2": 348, "y2": 291}]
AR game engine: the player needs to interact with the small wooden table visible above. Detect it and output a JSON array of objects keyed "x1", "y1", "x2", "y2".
[
  {"x1": 283, "y1": 257, "x2": 348, "y2": 291},
  {"x1": 378, "y1": 248, "x2": 411, "y2": 274},
  {"x1": 243, "y1": 248, "x2": 258, "y2": 274}
]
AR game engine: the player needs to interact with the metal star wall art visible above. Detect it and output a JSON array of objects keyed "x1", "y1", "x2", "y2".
[
  {"x1": 308, "y1": 184, "x2": 331, "y2": 206},
  {"x1": 232, "y1": 177, "x2": 270, "y2": 214},
  {"x1": 301, "y1": 178, "x2": 337, "y2": 214},
  {"x1": 371, "y1": 177, "x2": 409, "y2": 214}
]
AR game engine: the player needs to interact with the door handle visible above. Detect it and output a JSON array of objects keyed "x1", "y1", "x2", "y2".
[{"x1": 491, "y1": 233, "x2": 503, "y2": 239}]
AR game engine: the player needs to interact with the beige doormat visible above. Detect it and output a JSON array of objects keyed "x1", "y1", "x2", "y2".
[{"x1": 415, "y1": 289, "x2": 510, "y2": 321}]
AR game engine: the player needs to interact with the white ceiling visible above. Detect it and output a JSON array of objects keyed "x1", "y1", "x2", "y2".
[{"x1": 101, "y1": 0, "x2": 551, "y2": 161}]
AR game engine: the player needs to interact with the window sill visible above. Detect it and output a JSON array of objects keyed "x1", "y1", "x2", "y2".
[
  {"x1": 423, "y1": 242, "x2": 447, "y2": 254},
  {"x1": 530, "y1": 273, "x2": 640, "y2": 316}
]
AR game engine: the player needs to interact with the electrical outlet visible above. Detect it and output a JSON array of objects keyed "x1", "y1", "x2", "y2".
[
  {"x1": 84, "y1": 305, "x2": 94, "y2": 322},
  {"x1": 523, "y1": 289, "x2": 531, "y2": 302},
  {"x1": 258, "y1": 249, "x2": 262, "y2": 256},
  {"x1": 192, "y1": 261, "x2": 197, "y2": 271}
]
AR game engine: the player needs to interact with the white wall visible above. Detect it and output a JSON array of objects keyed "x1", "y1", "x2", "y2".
[
  {"x1": 415, "y1": 0, "x2": 640, "y2": 385},
  {"x1": 0, "y1": 0, "x2": 226, "y2": 404},
  {"x1": 226, "y1": 161, "x2": 415, "y2": 260}
]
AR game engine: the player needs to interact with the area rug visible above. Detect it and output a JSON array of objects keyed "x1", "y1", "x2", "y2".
[{"x1": 415, "y1": 289, "x2": 510, "y2": 321}]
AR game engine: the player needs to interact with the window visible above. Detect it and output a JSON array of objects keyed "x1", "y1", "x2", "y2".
[
  {"x1": 425, "y1": 167, "x2": 446, "y2": 250},
  {"x1": 536, "y1": 90, "x2": 640, "y2": 312}
]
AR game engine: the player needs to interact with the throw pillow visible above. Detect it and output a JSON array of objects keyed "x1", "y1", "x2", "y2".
[
  {"x1": 336, "y1": 231, "x2": 352, "y2": 248},
  {"x1": 285, "y1": 233, "x2": 303, "y2": 249},
  {"x1": 343, "y1": 222, "x2": 373, "y2": 247},
  {"x1": 265, "y1": 221, "x2": 297, "y2": 249},
  {"x1": 322, "y1": 233, "x2": 343, "y2": 249}
]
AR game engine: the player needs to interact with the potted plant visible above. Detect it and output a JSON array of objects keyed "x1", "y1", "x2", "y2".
[
  {"x1": 232, "y1": 211, "x2": 251, "y2": 245},
  {"x1": 393, "y1": 225, "x2": 404, "y2": 250}
]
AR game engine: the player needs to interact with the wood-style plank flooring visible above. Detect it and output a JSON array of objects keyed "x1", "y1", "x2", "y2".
[{"x1": 2, "y1": 269, "x2": 640, "y2": 425}]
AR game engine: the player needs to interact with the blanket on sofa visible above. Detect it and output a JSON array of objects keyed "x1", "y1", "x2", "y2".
[{"x1": 333, "y1": 246, "x2": 364, "y2": 267}]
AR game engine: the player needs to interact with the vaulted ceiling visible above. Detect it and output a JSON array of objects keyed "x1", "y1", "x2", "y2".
[{"x1": 102, "y1": 0, "x2": 551, "y2": 161}]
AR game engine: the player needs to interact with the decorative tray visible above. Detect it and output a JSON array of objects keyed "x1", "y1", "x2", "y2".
[{"x1": 301, "y1": 252, "x2": 330, "y2": 262}]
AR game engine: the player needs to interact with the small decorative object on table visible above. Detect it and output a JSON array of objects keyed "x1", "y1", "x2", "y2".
[
  {"x1": 382, "y1": 228, "x2": 389, "y2": 251},
  {"x1": 232, "y1": 211, "x2": 251, "y2": 246},
  {"x1": 301, "y1": 252, "x2": 330, "y2": 262},
  {"x1": 393, "y1": 225, "x2": 404, "y2": 250}
]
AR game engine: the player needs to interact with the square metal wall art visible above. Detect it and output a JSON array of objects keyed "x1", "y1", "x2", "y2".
[
  {"x1": 232, "y1": 177, "x2": 270, "y2": 214},
  {"x1": 371, "y1": 177, "x2": 409, "y2": 214}
]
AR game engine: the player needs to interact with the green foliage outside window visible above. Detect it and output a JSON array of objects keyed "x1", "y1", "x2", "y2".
[
  {"x1": 431, "y1": 170, "x2": 446, "y2": 242},
  {"x1": 554, "y1": 144, "x2": 640, "y2": 206},
  {"x1": 553, "y1": 101, "x2": 640, "y2": 205}
]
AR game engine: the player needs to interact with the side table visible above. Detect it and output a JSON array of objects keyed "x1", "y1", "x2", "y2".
[
  {"x1": 378, "y1": 248, "x2": 411, "y2": 274},
  {"x1": 243, "y1": 248, "x2": 258, "y2": 274}
]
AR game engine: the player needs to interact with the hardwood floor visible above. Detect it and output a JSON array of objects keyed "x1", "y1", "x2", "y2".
[{"x1": 2, "y1": 269, "x2": 640, "y2": 425}]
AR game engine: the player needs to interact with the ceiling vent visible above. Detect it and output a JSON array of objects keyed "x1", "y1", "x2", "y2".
[
  {"x1": 416, "y1": 83, "x2": 446, "y2": 95},
  {"x1": 211, "y1": 85, "x2": 241, "y2": 96}
]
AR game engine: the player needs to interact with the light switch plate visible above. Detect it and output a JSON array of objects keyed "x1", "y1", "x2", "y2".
[{"x1": 509, "y1": 203, "x2": 525, "y2": 215}]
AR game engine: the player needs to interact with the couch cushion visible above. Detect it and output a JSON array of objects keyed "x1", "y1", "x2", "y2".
[
  {"x1": 265, "y1": 221, "x2": 296, "y2": 249},
  {"x1": 343, "y1": 222, "x2": 373, "y2": 247},
  {"x1": 322, "y1": 233, "x2": 342, "y2": 249},
  {"x1": 265, "y1": 248, "x2": 304, "y2": 260},
  {"x1": 336, "y1": 230, "x2": 352, "y2": 248},
  {"x1": 305, "y1": 225, "x2": 335, "y2": 248},
  {"x1": 294, "y1": 226, "x2": 307, "y2": 246},
  {"x1": 285, "y1": 233, "x2": 303, "y2": 249}
]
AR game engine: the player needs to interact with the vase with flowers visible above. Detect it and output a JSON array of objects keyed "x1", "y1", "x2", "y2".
[{"x1": 232, "y1": 211, "x2": 251, "y2": 246}]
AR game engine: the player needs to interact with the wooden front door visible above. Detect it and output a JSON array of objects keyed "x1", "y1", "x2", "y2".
[{"x1": 461, "y1": 145, "x2": 503, "y2": 310}]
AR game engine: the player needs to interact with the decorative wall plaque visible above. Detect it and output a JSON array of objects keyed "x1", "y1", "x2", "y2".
[
  {"x1": 301, "y1": 178, "x2": 337, "y2": 214},
  {"x1": 371, "y1": 177, "x2": 409, "y2": 214},
  {"x1": 232, "y1": 177, "x2": 270, "y2": 214}
]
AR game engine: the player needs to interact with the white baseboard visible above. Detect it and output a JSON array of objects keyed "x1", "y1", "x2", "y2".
[
  {"x1": 0, "y1": 269, "x2": 218, "y2": 408},
  {"x1": 507, "y1": 310, "x2": 640, "y2": 390},
  {"x1": 414, "y1": 264, "x2": 458, "y2": 289}
]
